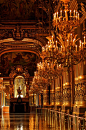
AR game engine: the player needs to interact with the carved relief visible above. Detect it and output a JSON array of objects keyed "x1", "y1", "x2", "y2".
[
  {"x1": 9, "y1": 65, "x2": 30, "y2": 79},
  {"x1": 55, "y1": 90, "x2": 61, "y2": 102},
  {"x1": 75, "y1": 83, "x2": 86, "y2": 102},
  {"x1": 63, "y1": 87, "x2": 71, "y2": 101}
]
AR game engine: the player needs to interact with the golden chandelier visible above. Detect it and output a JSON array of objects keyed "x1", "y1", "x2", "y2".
[{"x1": 31, "y1": 0, "x2": 86, "y2": 93}]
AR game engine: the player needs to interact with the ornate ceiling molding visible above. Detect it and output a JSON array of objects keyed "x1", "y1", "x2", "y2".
[
  {"x1": 0, "y1": 23, "x2": 49, "y2": 57},
  {"x1": 0, "y1": 41, "x2": 41, "y2": 58},
  {"x1": 0, "y1": 24, "x2": 49, "y2": 41},
  {"x1": 9, "y1": 65, "x2": 30, "y2": 79}
]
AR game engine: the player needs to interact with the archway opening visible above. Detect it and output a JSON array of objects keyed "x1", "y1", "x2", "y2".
[{"x1": 14, "y1": 76, "x2": 26, "y2": 98}]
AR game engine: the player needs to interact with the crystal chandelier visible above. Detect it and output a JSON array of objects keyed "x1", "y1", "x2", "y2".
[
  {"x1": 41, "y1": 36, "x2": 58, "y2": 64},
  {"x1": 53, "y1": 8, "x2": 80, "y2": 34},
  {"x1": 37, "y1": 59, "x2": 63, "y2": 84},
  {"x1": 31, "y1": 70, "x2": 48, "y2": 93},
  {"x1": 56, "y1": 33, "x2": 82, "y2": 67},
  {"x1": 78, "y1": 37, "x2": 86, "y2": 61},
  {"x1": 40, "y1": 36, "x2": 63, "y2": 81},
  {"x1": 30, "y1": 0, "x2": 86, "y2": 93},
  {"x1": 53, "y1": 0, "x2": 80, "y2": 35},
  {"x1": 52, "y1": 0, "x2": 81, "y2": 67}
]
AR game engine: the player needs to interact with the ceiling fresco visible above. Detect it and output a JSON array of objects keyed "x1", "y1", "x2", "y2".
[
  {"x1": 0, "y1": 52, "x2": 39, "y2": 76},
  {"x1": 0, "y1": 0, "x2": 49, "y2": 21}
]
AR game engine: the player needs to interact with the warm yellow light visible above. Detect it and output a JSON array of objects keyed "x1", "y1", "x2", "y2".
[{"x1": 61, "y1": 0, "x2": 70, "y2": 3}]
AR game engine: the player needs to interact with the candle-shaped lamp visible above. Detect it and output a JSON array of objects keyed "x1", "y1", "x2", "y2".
[
  {"x1": 78, "y1": 13, "x2": 79, "y2": 20},
  {"x1": 76, "y1": 45, "x2": 77, "y2": 51},
  {"x1": 57, "y1": 12, "x2": 58, "y2": 18},
  {"x1": 84, "y1": 36, "x2": 85, "y2": 44},
  {"x1": 56, "y1": 40, "x2": 57, "y2": 47},
  {"x1": 70, "y1": 10, "x2": 71, "y2": 17}
]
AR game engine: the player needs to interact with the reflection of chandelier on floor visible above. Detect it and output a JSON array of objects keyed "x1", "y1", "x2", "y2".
[{"x1": 31, "y1": 0, "x2": 86, "y2": 93}]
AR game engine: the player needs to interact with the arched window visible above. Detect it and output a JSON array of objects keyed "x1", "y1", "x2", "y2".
[{"x1": 14, "y1": 76, "x2": 26, "y2": 98}]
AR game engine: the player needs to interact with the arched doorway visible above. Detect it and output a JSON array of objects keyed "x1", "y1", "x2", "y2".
[{"x1": 14, "y1": 76, "x2": 26, "y2": 98}]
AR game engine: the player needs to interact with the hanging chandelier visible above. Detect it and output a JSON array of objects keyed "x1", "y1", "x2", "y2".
[
  {"x1": 30, "y1": 0, "x2": 86, "y2": 93},
  {"x1": 31, "y1": 70, "x2": 48, "y2": 93},
  {"x1": 78, "y1": 37, "x2": 86, "y2": 61},
  {"x1": 41, "y1": 36, "x2": 58, "y2": 63},
  {"x1": 52, "y1": 0, "x2": 82, "y2": 68},
  {"x1": 53, "y1": 0, "x2": 80, "y2": 35},
  {"x1": 37, "y1": 59, "x2": 63, "y2": 84},
  {"x1": 56, "y1": 33, "x2": 82, "y2": 67}
]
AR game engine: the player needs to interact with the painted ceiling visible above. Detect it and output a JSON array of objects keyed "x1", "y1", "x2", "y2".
[
  {"x1": 0, "y1": 0, "x2": 49, "y2": 21},
  {"x1": 0, "y1": 52, "x2": 39, "y2": 76}
]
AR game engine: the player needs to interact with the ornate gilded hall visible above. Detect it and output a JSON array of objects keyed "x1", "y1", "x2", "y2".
[{"x1": 0, "y1": 0, "x2": 86, "y2": 129}]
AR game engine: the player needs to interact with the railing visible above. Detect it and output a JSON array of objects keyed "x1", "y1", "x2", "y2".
[{"x1": 36, "y1": 107, "x2": 86, "y2": 130}]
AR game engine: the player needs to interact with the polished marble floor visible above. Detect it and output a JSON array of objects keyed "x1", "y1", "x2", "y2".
[{"x1": 0, "y1": 112, "x2": 59, "y2": 130}]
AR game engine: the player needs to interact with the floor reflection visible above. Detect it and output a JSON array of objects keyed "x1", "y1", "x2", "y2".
[{"x1": 0, "y1": 112, "x2": 57, "y2": 130}]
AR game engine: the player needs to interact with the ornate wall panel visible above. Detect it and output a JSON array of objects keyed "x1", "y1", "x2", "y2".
[{"x1": 74, "y1": 61, "x2": 86, "y2": 107}]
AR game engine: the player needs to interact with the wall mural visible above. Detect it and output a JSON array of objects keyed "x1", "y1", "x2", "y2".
[
  {"x1": 0, "y1": 52, "x2": 39, "y2": 76},
  {"x1": 0, "y1": 0, "x2": 35, "y2": 20},
  {"x1": 0, "y1": 0, "x2": 48, "y2": 20}
]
